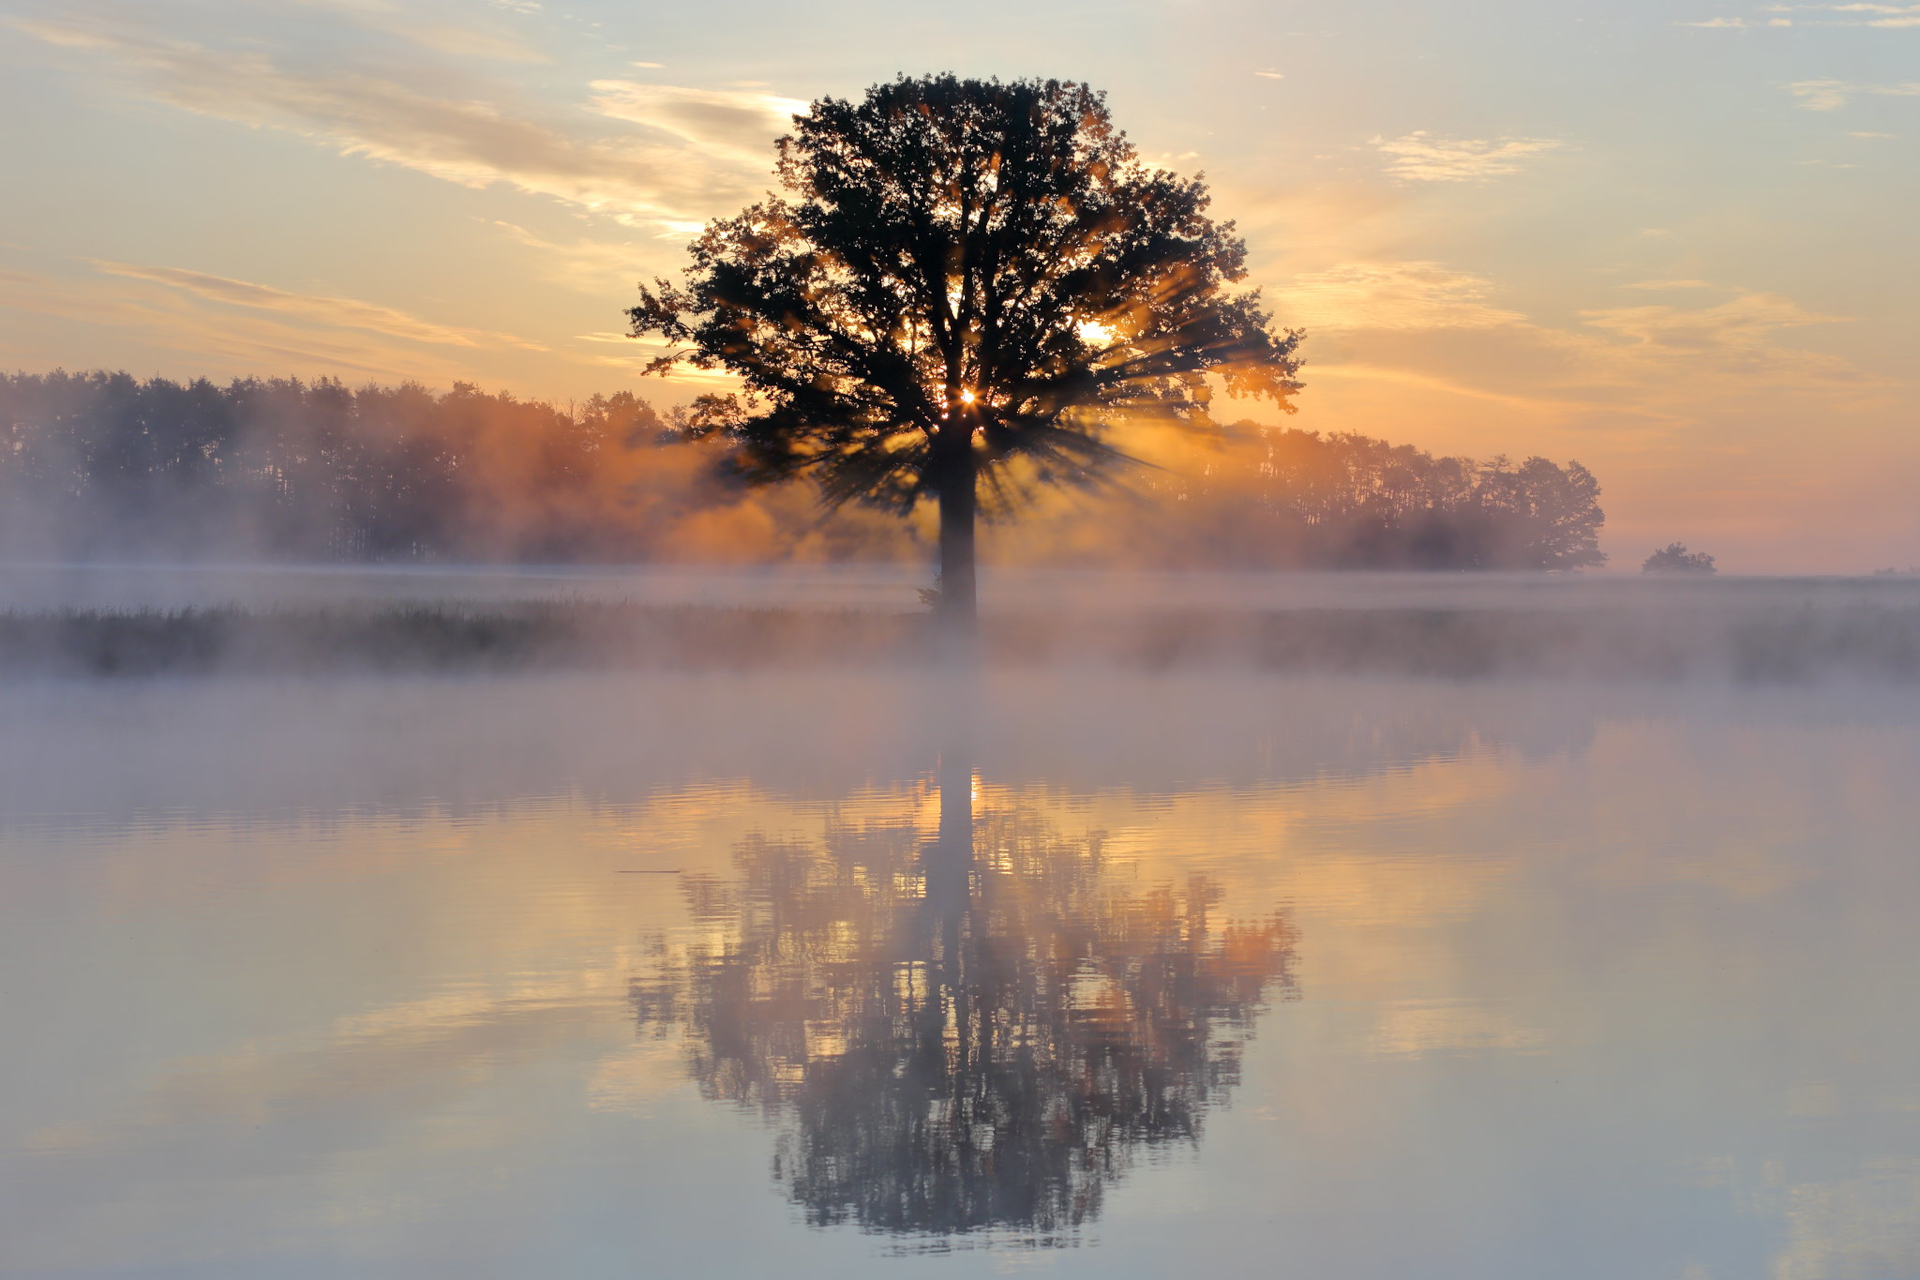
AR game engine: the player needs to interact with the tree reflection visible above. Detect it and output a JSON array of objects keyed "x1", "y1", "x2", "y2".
[{"x1": 631, "y1": 752, "x2": 1298, "y2": 1246}]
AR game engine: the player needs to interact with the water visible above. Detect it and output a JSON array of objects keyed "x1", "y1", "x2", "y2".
[{"x1": 3, "y1": 668, "x2": 1918, "y2": 1279}]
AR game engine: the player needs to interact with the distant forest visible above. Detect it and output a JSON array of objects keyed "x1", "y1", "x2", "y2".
[{"x1": 0, "y1": 371, "x2": 1605, "y2": 569}]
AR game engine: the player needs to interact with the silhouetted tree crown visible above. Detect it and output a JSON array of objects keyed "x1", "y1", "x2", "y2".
[
  {"x1": 627, "y1": 74, "x2": 1304, "y2": 618},
  {"x1": 1642, "y1": 542, "x2": 1716, "y2": 574}
]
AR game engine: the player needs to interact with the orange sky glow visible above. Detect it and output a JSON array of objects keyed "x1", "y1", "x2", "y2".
[{"x1": 0, "y1": 0, "x2": 1914, "y2": 571}]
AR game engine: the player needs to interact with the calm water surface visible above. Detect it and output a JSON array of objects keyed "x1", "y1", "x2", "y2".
[{"x1": 3, "y1": 670, "x2": 1918, "y2": 1279}]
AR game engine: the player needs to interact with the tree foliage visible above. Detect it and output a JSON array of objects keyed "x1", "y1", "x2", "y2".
[
  {"x1": 0, "y1": 370, "x2": 891, "y2": 562},
  {"x1": 0, "y1": 370, "x2": 1606, "y2": 570},
  {"x1": 627, "y1": 75, "x2": 1303, "y2": 519},
  {"x1": 1066, "y1": 425, "x2": 1607, "y2": 570},
  {"x1": 1642, "y1": 542, "x2": 1716, "y2": 575}
]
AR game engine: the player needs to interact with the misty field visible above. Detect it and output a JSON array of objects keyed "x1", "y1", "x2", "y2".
[{"x1": 3, "y1": 567, "x2": 1919, "y2": 681}]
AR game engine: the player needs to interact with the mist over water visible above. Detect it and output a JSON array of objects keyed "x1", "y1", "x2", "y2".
[
  {"x1": 3, "y1": 562, "x2": 1919, "y2": 1277},
  {"x1": 6, "y1": 563, "x2": 1920, "y2": 682}
]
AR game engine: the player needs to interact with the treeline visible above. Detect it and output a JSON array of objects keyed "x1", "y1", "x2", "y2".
[
  {"x1": 1117, "y1": 426, "x2": 1606, "y2": 570},
  {"x1": 0, "y1": 371, "x2": 1604, "y2": 568},
  {"x1": 0, "y1": 371, "x2": 902, "y2": 563}
]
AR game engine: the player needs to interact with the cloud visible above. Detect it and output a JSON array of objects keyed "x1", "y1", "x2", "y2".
[
  {"x1": 1271, "y1": 262, "x2": 1883, "y2": 435},
  {"x1": 1803, "y1": 0, "x2": 1920, "y2": 21},
  {"x1": 1788, "y1": 79, "x2": 1920, "y2": 109},
  {"x1": 1580, "y1": 292, "x2": 1844, "y2": 347},
  {"x1": 0, "y1": 265, "x2": 488, "y2": 383},
  {"x1": 1700, "y1": 2, "x2": 1920, "y2": 24},
  {"x1": 90, "y1": 261, "x2": 547, "y2": 350},
  {"x1": 1274, "y1": 261, "x2": 1527, "y2": 331},
  {"x1": 1576, "y1": 292, "x2": 1873, "y2": 386},
  {"x1": 574, "y1": 332, "x2": 739, "y2": 387},
  {"x1": 489, "y1": 221, "x2": 657, "y2": 293},
  {"x1": 587, "y1": 81, "x2": 807, "y2": 161},
  {"x1": 284, "y1": 0, "x2": 550, "y2": 62},
  {"x1": 1253, "y1": 69, "x2": 1285, "y2": 79},
  {"x1": 1373, "y1": 132, "x2": 1563, "y2": 182},
  {"x1": 12, "y1": 13, "x2": 767, "y2": 231}
]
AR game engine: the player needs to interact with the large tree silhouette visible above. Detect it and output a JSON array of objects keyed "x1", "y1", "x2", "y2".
[{"x1": 627, "y1": 75, "x2": 1303, "y2": 632}]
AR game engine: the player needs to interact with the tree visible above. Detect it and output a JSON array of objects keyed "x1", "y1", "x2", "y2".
[
  {"x1": 1642, "y1": 542, "x2": 1716, "y2": 575},
  {"x1": 627, "y1": 74, "x2": 1303, "y2": 633}
]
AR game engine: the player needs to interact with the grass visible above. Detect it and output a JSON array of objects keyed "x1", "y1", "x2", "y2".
[{"x1": 2, "y1": 599, "x2": 1918, "y2": 680}]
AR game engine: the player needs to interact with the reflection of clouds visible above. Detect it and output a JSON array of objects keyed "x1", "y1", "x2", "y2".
[
  {"x1": 586, "y1": 1039, "x2": 695, "y2": 1113},
  {"x1": 1769, "y1": 1159, "x2": 1920, "y2": 1280},
  {"x1": 27, "y1": 974, "x2": 613, "y2": 1153},
  {"x1": 1365, "y1": 999, "x2": 1546, "y2": 1058},
  {"x1": 5, "y1": 680, "x2": 1920, "y2": 1273}
]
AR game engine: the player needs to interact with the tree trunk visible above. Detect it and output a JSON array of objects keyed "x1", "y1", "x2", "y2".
[{"x1": 935, "y1": 431, "x2": 977, "y2": 639}]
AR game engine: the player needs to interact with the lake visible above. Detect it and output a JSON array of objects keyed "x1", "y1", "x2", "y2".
[{"x1": 3, "y1": 574, "x2": 1919, "y2": 1278}]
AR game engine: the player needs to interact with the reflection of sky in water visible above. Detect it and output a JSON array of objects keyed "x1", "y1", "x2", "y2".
[{"x1": 2, "y1": 672, "x2": 1919, "y2": 1278}]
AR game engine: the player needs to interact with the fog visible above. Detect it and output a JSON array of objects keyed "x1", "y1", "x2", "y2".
[
  {"x1": 5, "y1": 563, "x2": 1919, "y2": 682},
  {"x1": 4, "y1": 560, "x2": 1919, "y2": 1278}
]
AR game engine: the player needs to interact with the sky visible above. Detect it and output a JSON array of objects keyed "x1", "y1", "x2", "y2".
[{"x1": 0, "y1": 0, "x2": 1915, "y2": 571}]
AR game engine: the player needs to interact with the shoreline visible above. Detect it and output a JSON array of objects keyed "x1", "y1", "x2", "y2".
[{"x1": 4, "y1": 599, "x2": 1916, "y2": 681}]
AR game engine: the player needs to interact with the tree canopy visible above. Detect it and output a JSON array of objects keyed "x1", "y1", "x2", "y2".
[
  {"x1": 628, "y1": 74, "x2": 1304, "y2": 618},
  {"x1": 1642, "y1": 542, "x2": 1716, "y2": 575},
  {"x1": 0, "y1": 371, "x2": 1604, "y2": 570}
]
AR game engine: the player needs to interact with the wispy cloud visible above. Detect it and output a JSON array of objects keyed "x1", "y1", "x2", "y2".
[
  {"x1": 1578, "y1": 292, "x2": 1866, "y2": 386},
  {"x1": 1793, "y1": 1, "x2": 1920, "y2": 24},
  {"x1": 1690, "y1": 2, "x2": 1920, "y2": 25},
  {"x1": 586, "y1": 82, "x2": 806, "y2": 161},
  {"x1": 90, "y1": 261, "x2": 547, "y2": 350},
  {"x1": 0, "y1": 265, "x2": 487, "y2": 384},
  {"x1": 489, "y1": 221, "x2": 654, "y2": 292},
  {"x1": 573, "y1": 332, "x2": 739, "y2": 386},
  {"x1": 285, "y1": 0, "x2": 550, "y2": 62},
  {"x1": 12, "y1": 12, "x2": 768, "y2": 231},
  {"x1": 1275, "y1": 261, "x2": 1527, "y2": 331},
  {"x1": 1622, "y1": 279, "x2": 1717, "y2": 290},
  {"x1": 1373, "y1": 132, "x2": 1563, "y2": 182},
  {"x1": 1788, "y1": 78, "x2": 1920, "y2": 109}
]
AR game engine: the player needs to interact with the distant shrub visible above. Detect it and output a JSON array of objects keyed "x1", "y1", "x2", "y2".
[{"x1": 1642, "y1": 543, "x2": 1716, "y2": 575}]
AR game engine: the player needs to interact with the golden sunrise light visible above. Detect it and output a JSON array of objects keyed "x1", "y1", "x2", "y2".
[{"x1": 3, "y1": 6, "x2": 1919, "y2": 1279}]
